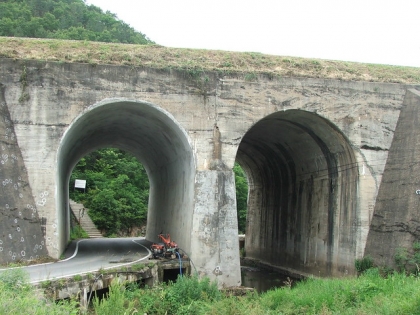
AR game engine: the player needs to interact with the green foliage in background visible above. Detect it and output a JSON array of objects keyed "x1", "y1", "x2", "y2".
[
  {"x1": 234, "y1": 163, "x2": 248, "y2": 234},
  {"x1": 70, "y1": 148, "x2": 149, "y2": 236},
  {"x1": 0, "y1": 0, "x2": 153, "y2": 44}
]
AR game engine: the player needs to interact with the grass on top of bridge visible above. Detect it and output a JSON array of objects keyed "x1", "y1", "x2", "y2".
[{"x1": 1, "y1": 36, "x2": 420, "y2": 84}]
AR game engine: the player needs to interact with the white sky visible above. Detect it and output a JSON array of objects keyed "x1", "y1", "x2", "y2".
[{"x1": 86, "y1": 0, "x2": 420, "y2": 67}]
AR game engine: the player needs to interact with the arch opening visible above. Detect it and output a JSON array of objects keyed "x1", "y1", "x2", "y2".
[
  {"x1": 237, "y1": 109, "x2": 358, "y2": 276},
  {"x1": 56, "y1": 99, "x2": 195, "y2": 255}
]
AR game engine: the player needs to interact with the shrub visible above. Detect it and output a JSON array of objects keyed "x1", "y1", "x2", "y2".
[
  {"x1": 394, "y1": 241, "x2": 420, "y2": 274},
  {"x1": 355, "y1": 256, "x2": 374, "y2": 274},
  {"x1": 167, "y1": 275, "x2": 222, "y2": 304}
]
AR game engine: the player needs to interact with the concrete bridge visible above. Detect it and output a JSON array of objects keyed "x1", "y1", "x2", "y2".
[{"x1": 1, "y1": 50, "x2": 420, "y2": 287}]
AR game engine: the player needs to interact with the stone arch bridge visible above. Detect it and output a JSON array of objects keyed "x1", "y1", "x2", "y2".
[{"x1": 1, "y1": 57, "x2": 420, "y2": 287}]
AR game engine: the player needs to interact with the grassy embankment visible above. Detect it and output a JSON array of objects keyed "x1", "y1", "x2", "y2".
[
  {"x1": 1, "y1": 37, "x2": 420, "y2": 84},
  {"x1": 1, "y1": 267, "x2": 420, "y2": 314}
]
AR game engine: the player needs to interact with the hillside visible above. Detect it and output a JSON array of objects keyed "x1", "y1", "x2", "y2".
[
  {"x1": 1, "y1": 37, "x2": 419, "y2": 84},
  {"x1": 0, "y1": 0, "x2": 153, "y2": 44}
]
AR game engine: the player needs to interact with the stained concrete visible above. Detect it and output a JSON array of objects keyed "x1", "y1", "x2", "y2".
[
  {"x1": 0, "y1": 57, "x2": 418, "y2": 285},
  {"x1": 364, "y1": 89, "x2": 420, "y2": 267},
  {"x1": 239, "y1": 110, "x2": 358, "y2": 276},
  {"x1": 0, "y1": 83, "x2": 47, "y2": 264}
]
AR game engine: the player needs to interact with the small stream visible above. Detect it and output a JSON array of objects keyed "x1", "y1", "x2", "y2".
[{"x1": 241, "y1": 264, "x2": 296, "y2": 292}]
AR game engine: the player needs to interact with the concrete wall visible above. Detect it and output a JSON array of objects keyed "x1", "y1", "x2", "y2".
[
  {"x1": 0, "y1": 83, "x2": 48, "y2": 264},
  {"x1": 365, "y1": 88, "x2": 420, "y2": 267},
  {"x1": 0, "y1": 57, "x2": 416, "y2": 283}
]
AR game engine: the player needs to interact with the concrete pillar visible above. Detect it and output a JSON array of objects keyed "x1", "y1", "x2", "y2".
[{"x1": 190, "y1": 170, "x2": 241, "y2": 288}]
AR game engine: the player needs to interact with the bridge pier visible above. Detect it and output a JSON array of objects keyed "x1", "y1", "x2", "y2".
[{"x1": 191, "y1": 170, "x2": 241, "y2": 288}]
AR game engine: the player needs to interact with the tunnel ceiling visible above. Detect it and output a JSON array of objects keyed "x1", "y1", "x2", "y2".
[{"x1": 237, "y1": 109, "x2": 354, "y2": 181}]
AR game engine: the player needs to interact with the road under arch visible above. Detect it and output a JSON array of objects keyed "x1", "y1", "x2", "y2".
[
  {"x1": 56, "y1": 99, "x2": 195, "y2": 255},
  {"x1": 237, "y1": 110, "x2": 359, "y2": 276}
]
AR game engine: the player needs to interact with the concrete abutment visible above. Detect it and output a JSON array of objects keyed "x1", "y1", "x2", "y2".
[{"x1": 365, "y1": 89, "x2": 420, "y2": 268}]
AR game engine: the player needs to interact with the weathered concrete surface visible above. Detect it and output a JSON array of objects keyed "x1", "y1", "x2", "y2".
[
  {"x1": 240, "y1": 110, "x2": 359, "y2": 276},
  {"x1": 36, "y1": 263, "x2": 159, "y2": 309},
  {"x1": 0, "y1": 83, "x2": 47, "y2": 264},
  {"x1": 192, "y1": 170, "x2": 241, "y2": 286},
  {"x1": 364, "y1": 88, "x2": 420, "y2": 267},
  {"x1": 0, "y1": 57, "x2": 418, "y2": 284}
]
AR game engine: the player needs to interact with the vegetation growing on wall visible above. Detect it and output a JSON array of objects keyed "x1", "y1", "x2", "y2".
[
  {"x1": 1, "y1": 1, "x2": 419, "y2": 84},
  {"x1": 1, "y1": 37, "x2": 420, "y2": 84}
]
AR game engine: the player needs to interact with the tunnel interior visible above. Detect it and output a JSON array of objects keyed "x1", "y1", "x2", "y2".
[
  {"x1": 56, "y1": 99, "x2": 195, "y2": 254},
  {"x1": 237, "y1": 109, "x2": 359, "y2": 276}
]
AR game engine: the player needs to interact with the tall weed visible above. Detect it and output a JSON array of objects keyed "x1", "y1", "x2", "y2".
[
  {"x1": 93, "y1": 280, "x2": 136, "y2": 315},
  {"x1": 0, "y1": 267, "x2": 29, "y2": 291},
  {"x1": 0, "y1": 269, "x2": 77, "y2": 315}
]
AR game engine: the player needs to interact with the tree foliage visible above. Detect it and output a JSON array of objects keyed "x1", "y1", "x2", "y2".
[
  {"x1": 0, "y1": 0, "x2": 154, "y2": 44},
  {"x1": 234, "y1": 163, "x2": 248, "y2": 234},
  {"x1": 70, "y1": 148, "x2": 149, "y2": 236}
]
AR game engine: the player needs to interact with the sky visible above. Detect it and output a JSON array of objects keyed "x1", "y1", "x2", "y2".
[{"x1": 86, "y1": 0, "x2": 420, "y2": 68}]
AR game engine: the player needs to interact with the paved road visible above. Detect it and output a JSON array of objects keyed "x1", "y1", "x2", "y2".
[{"x1": 1, "y1": 237, "x2": 152, "y2": 284}]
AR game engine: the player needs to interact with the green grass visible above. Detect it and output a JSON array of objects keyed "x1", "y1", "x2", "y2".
[
  {"x1": 0, "y1": 269, "x2": 77, "y2": 315},
  {"x1": 1, "y1": 268, "x2": 420, "y2": 314},
  {"x1": 95, "y1": 271, "x2": 420, "y2": 315},
  {"x1": 102, "y1": 270, "x2": 420, "y2": 315},
  {"x1": 260, "y1": 269, "x2": 420, "y2": 314},
  {"x1": 0, "y1": 37, "x2": 419, "y2": 84},
  {"x1": 70, "y1": 225, "x2": 89, "y2": 240}
]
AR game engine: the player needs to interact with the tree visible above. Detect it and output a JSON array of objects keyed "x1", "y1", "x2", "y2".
[
  {"x1": 0, "y1": 0, "x2": 154, "y2": 44},
  {"x1": 70, "y1": 148, "x2": 149, "y2": 236},
  {"x1": 234, "y1": 163, "x2": 248, "y2": 234}
]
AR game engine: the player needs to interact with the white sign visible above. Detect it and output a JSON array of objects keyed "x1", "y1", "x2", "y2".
[{"x1": 74, "y1": 179, "x2": 86, "y2": 189}]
